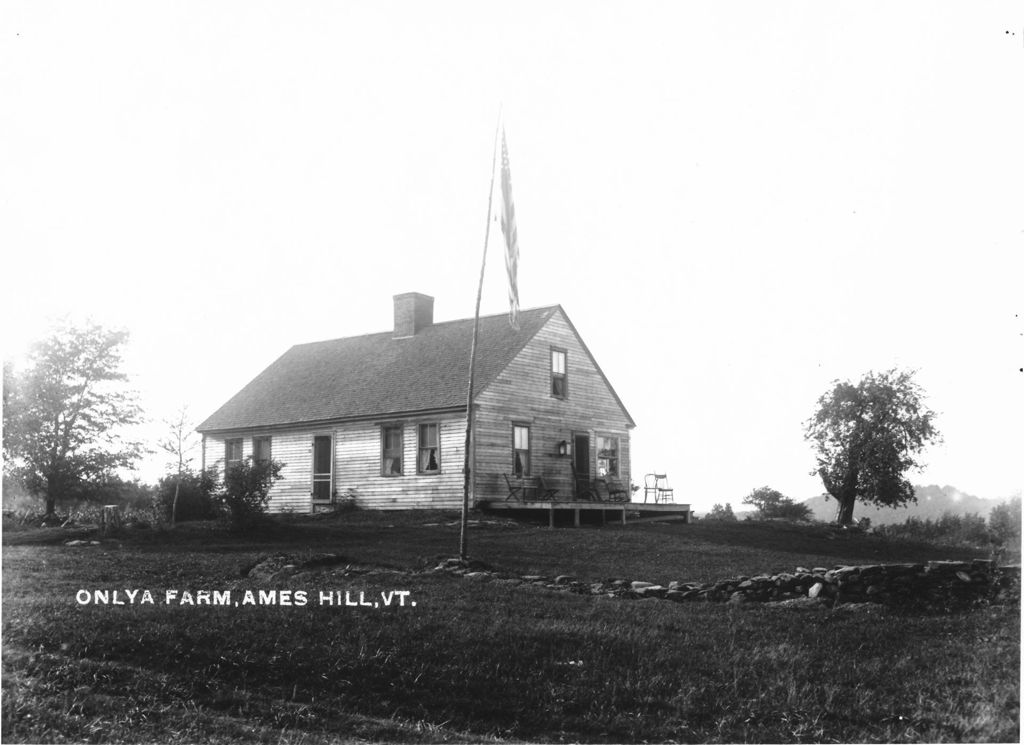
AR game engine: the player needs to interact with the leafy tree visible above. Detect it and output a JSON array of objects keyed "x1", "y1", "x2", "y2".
[
  {"x1": 219, "y1": 457, "x2": 284, "y2": 530},
  {"x1": 804, "y1": 368, "x2": 939, "y2": 525},
  {"x1": 988, "y1": 496, "x2": 1021, "y2": 548},
  {"x1": 706, "y1": 502, "x2": 737, "y2": 521},
  {"x1": 157, "y1": 406, "x2": 199, "y2": 526},
  {"x1": 742, "y1": 486, "x2": 812, "y2": 521},
  {"x1": 154, "y1": 469, "x2": 219, "y2": 523},
  {"x1": 3, "y1": 321, "x2": 145, "y2": 515}
]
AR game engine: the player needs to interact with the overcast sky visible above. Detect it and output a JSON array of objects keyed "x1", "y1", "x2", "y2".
[{"x1": 2, "y1": 2, "x2": 1021, "y2": 512}]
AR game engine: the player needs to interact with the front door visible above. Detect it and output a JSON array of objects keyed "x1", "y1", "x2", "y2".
[
  {"x1": 573, "y1": 433, "x2": 590, "y2": 498},
  {"x1": 312, "y1": 435, "x2": 332, "y2": 502}
]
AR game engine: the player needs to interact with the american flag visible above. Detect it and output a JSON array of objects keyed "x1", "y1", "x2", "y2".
[{"x1": 499, "y1": 127, "x2": 520, "y2": 330}]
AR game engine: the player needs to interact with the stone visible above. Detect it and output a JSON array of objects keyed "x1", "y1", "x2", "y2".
[
  {"x1": 464, "y1": 572, "x2": 491, "y2": 581},
  {"x1": 553, "y1": 575, "x2": 576, "y2": 585},
  {"x1": 521, "y1": 575, "x2": 544, "y2": 582},
  {"x1": 808, "y1": 582, "x2": 826, "y2": 599},
  {"x1": 634, "y1": 585, "x2": 667, "y2": 599},
  {"x1": 630, "y1": 580, "x2": 655, "y2": 590},
  {"x1": 728, "y1": 591, "x2": 748, "y2": 604}
]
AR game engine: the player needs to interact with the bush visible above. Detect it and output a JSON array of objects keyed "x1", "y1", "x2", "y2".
[
  {"x1": 989, "y1": 497, "x2": 1021, "y2": 546},
  {"x1": 874, "y1": 509, "x2": 1012, "y2": 551},
  {"x1": 742, "y1": 486, "x2": 811, "y2": 521},
  {"x1": 218, "y1": 458, "x2": 284, "y2": 530},
  {"x1": 154, "y1": 469, "x2": 219, "y2": 523},
  {"x1": 705, "y1": 503, "x2": 737, "y2": 521}
]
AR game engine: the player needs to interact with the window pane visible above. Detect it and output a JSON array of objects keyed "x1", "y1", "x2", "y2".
[
  {"x1": 552, "y1": 375, "x2": 566, "y2": 397},
  {"x1": 420, "y1": 423, "x2": 438, "y2": 448},
  {"x1": 254, "y1": 436, "x2": 271, "y2": 463},
  {"x1": 383, "y1": 426, "x2": 403, "y2": 475},
  {"x1": 552, "y1": 350, "x2": 565, "y2": 374}
]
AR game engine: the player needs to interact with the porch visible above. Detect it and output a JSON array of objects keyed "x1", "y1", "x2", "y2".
[{"x1": 478, "y1": 499, "x2": 692, "y2": 528}]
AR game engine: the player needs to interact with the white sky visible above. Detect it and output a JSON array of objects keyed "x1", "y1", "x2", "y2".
[{"x1": 2, "y1": 2, "x2": 1022, "y2": 512}]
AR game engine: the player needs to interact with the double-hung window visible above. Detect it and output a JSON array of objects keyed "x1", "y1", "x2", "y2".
[
  {"x1": 512, "y1": 424, "x2": 531, "y2": 477},
  {"x1": 253, "y1": 436, "x2": 272, "y2": 464},
  {"x1": 551, "y1": 348, "x2": 568, "y2": 399},
  {"x1": 382, "y1": 425, "x2": 403, "y2": 476},
  {"x1": 597, "y1": 435, "x2": 619, "y2": 477},
  {"x1": 418, "y1": 423, "x2": 440, "y2": 474},
  {"x1": 225, "y1": 438, "x2": 243, "y2": 471}
]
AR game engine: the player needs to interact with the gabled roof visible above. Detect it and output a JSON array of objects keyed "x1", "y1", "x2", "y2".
[{"x1": 197, "y1": 306, "x2": 560, "y2": 432}]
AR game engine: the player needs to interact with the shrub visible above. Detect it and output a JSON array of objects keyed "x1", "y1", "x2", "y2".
[
  {"x1": 153, "y1": 469, "x2": 219, "y2": 523},
  {"x1": 705, "y1": 503, "x2": 737, "y2": 521},
  {"x1": 218, "y1": 457, "x2": 284, "y2": 530},
  {"x1": 742, "y1": 486, "x2": 811, "y2": 521}
]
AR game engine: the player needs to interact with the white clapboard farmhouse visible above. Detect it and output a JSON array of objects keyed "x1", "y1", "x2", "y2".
[{"x1": 197, "y1": 292, "x2": 636, "y2": 513}]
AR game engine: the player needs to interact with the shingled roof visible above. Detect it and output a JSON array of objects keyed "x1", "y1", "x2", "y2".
[{"x1": 197, "y1": 306, "x2": 562, "y2": 432}]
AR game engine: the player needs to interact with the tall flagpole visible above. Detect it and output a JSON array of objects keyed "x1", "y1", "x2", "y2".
[{"x1": 460, "y1": 113, "x2": 502, "y2": 562}]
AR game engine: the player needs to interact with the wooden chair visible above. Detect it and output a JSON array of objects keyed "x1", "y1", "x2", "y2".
[
  {"x1": 535, "y1": 476, "x2": 558, "y2": 499},
  {"x1": 570, "y1": 462, "x2": 597, "y2": 501},
  {"x1": 603, "y1": 477, "x2": 629, "y2": 502},
  {"x1": 503, "y1": 473, "x2": 524, "y2": 501},
  {"x1": 644, "y1": 473, "x2": 674, "y2": 503}
]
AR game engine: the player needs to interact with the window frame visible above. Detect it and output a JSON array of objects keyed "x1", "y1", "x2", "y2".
[
  {"x1": 597, "y1": 434, "x2": 620, "y2": 477},
  {"x1": 417, "y1": 422, "x2": 441, "y2": 475},
  {"x1": 512, "y1": 423, "x2": 531, "y2": 477},
  {"x1": 550, "y1": 347, "x2": 568, "y2": 399},
  {"x1": 381, "y1": 424, "x2": 404, "y2": 477},
  {"x1": 253, "y1": 435, "x2": 272, "y2": 465},
  {"x1": 224, "y1": 437, "x2": 243, "y2": 472}
]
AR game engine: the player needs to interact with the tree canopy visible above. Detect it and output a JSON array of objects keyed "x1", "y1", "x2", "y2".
[
  {"x1": 742, "y1": 486, "x2": 811, "y2": 520},
  {"x1": 804, "y1": 368, "x2": 939, "y2": 525},
  {"x1": 3, "y1": 321, "x2": 145, "y2": 514}
]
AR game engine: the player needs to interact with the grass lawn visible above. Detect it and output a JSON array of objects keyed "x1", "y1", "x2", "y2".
[{"x1": 2, "y1": 511, "x2": 1019, "y2": 743}]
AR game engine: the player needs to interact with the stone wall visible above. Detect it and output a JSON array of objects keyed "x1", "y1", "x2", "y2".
[{"x1": 435, "y1": 558, "x2": 1021, "y2": 609}]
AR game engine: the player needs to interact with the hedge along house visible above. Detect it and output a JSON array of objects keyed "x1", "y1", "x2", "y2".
[{"x1": 196, "y1": 293, "x2": 635, "y2": 512}]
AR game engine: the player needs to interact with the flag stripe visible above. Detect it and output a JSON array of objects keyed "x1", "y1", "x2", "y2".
[{"x1": 500, "y1": 128, "x2": 520, "y2": 330}]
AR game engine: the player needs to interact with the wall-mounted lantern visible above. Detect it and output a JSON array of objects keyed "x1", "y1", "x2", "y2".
[{"x1": 556, "y1": 440, "x2": 572, "y2": 457}]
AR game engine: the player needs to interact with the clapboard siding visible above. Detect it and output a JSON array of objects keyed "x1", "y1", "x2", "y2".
[
  {"x1": 473, "y1": 310, "x2": 632, "y2": 501},
  {"x1": 333, "y1": 415, "x2": 466, "y2": 510},
  {"x1": 203, "y1": 415, "x2": 468, "y2": 513}
]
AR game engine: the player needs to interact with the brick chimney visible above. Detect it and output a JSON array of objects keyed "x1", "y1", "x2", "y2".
[{"x1": 393, "y1": 292, "x2": 434, "y2": 338}]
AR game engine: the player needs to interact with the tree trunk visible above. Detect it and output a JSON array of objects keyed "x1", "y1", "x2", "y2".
[
  {"x1": 171, "y1": 478, "x2": 181, "y2": 527},
  {"x1": 835, "y1": 495, "x2": 856, "y2": 526},
  {"x1": 45, "y1": 475, "x2": 57, "y2": 516}
]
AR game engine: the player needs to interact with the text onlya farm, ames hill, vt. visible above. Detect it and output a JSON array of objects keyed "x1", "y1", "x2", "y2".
[{"x1": 74, "y1": 588, "x2": 417, "y2": 608}]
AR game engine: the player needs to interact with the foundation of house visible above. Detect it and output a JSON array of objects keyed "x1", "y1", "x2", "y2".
[{"x1": 479, "y1": 500, "x2": 692, "y2": 528}]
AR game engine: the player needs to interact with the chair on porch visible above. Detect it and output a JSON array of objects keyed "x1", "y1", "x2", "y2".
[
  {"x1": 503, "y1": 473, "x2": 525, "y2": 501},
  {"x1": 643, "y1": 473, "x2": 674, "y2": 503},
  {"x1": 570, "y1": 462, "x2": 597, "y2": 501},
  {"x1": 595, "y1": 477, "x2": 629, "y2": 502},
  {"x1": 535, "y1": 475, "x2": 558, "y2": 499}
]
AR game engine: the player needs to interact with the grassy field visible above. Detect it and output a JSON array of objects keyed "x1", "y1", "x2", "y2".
[{"x1": 2, "y1": 511, "x2": 1019, "y2": 743}]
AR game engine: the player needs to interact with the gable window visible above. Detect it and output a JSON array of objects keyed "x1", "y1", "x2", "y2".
[
  {"x1": 253, "y1": 436, "x2": 272, "y2": 464},
  {"x1": 225, "y1": 438, "x2": 243, "y2": 471},
  {"x1": 551, "y1": 348, "x2": 568, "y2": 399},
  {"x1": 382, "y1": 425, "x2": 403, "y2": 476},
  {"x1": 418, "y1": 423, "x2": 440, "y2": 474},
  {"x1": 597, "y1": 435, "x2": 619, "y2": 477},
  {"x1": 512, "y1": 424, "x2": 531, "y2": 477}
]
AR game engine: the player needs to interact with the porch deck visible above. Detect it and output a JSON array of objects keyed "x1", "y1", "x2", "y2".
[{"x1": 478, "y1": 500, "x2": 692, "y2": 528}]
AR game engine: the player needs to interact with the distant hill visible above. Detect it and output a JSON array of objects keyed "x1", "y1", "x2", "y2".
[{"x1": 802, "y1": 485, "x2": 1013, "y2": 525}]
